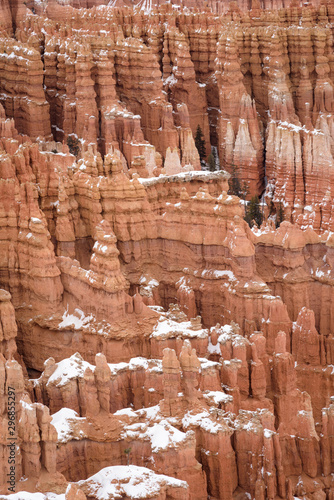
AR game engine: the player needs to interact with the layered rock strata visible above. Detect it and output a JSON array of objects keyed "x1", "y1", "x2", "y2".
[{"x1": 1, "y1": 1, "x2": 334, "y2": 500}]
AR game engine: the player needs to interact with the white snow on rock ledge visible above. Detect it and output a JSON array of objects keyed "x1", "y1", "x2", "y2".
[
  {"x1": 182, "y1": 410, "x2": 229, "y2": 434},
  {"x1": 138, "y1": 169, "x2": 229, "y2": 186},
  {"x1": 47, "y1": 353, "x2": 94, "y2": 387},
  {"x1": 58, "y1": 307, "x2": 94, "y2": 330},
  {"x1": 51, "y1": 408, "x2": 85, "y2": 443},
  {"x1": 44, "y1": 353, "x2": 163, "y2": 389},
  {"x1": 151, "y1": 316, "x2": 208, "y2": 340},
  {"x1": 203, "y1": 391, "x2": 233, "y2": 406},
  {"x1": 198, "y1": 269, "x2": 236, "y2": 280},
  {"x1": 122, "y1": 419, "x2": 190, "y2": 452},
  {"x1": 77, "y1": 465, "x2": 188, "y2": 499}
]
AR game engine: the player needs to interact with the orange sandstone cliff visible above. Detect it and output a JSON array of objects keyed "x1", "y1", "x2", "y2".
[{"x1": 1, "y1": 1, "x2": 334, "y2": 500}]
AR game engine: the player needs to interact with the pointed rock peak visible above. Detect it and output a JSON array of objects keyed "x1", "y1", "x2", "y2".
[
  {"x1": 162, "y1": 347, "x2": 180, "y2": 372},
  {"x1": 295, "y1": 307, "x2": 317, "y2": 331}
]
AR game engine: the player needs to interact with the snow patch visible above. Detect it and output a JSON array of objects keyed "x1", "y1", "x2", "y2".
[
  {"x1": 51, "y1": 408, "x2": 85, "y2": 443},
  {"x1": 58, "y1": 308, "x2": 94, "y2": 330},
  {"x1": 203, "y1": 391, "x2": 233, "y2": 405},
  {"x1": 47, "y1": 353, "x2": 94, "y2": 387},
  {"x1": 151, "y1": 317, "x2": 208, "y2": 340},
  {"x1": 122, "y1": 420, "x2": 188, "y2": 452},
  {"x1": 77, "y1": 465, "x2": 187, "y2": 499},
  {"x1": 183, "y1": 411, "x2": 225, "y2": 434}
]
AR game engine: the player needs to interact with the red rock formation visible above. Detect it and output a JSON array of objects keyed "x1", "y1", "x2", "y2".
[
  {"x1": 254, "y1": 221, "x2": 334, "y2": 335},
  {"x1": 163, "y1": 27, "x2": 210, "y2": 157},
  {"x1": 292, "y1": 307, "x2": 320, "y2": 365},
  {"x1": 8, "y1": 1, "x2": 334, "y2": 228},
  {"x1": 0, "y1": 354, "x2": 67, "y2": 495},
  {"x1": 0, "y1": 38, "x2": 52, "y2": 139},
  {"x1": 0, "y1": 290, "x2": 17, "y2": 360},
  {"x1": 216, "y1": 34, "x2": 264, "y2": 197},
  {"x1": 0, "y1": 0, "x2": 13, "y2": 33},
  {"x1": 2, "y1": 2, "x2": 334, "y2": 500}
]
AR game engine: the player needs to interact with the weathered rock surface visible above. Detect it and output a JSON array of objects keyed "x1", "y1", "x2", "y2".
[
  {"x1": 2, "y1": 1, "x2": 334, "y2": 500},
  {"x1": 4, "y1": 0, "x2": 333, "y2": 228},
  {"x1": 0, "y1": 290, "x2": 17, "y2": 360}
]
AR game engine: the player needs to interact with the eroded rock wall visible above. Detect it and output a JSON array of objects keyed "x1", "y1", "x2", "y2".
[{"x1": 1, "y1": 2, "x2": 334, "y2": 500}]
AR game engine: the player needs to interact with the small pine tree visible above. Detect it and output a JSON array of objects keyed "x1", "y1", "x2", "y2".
[
  {"x1": 228, "y1": 164, "x2": 242, "y2": 198},
  {"x1": 245, "y1": 196, "x2": 263, "y2": 227},
  {"x1": 124, "y1": 448, "x2": 131, "y2": 466},
  {"x1": 67, "y1": 135, "x2": 80, "y2": 157},
  {"x1": 276, "y1": 202, "x2": 285, "y2": 228},
  {"x1": 241, "y1": 181, "x2": 249, "y2": 201},
  {"x1": 207, "y1": 153, "x2": 216, "y2": 172},
  {"x1": 195, "y1": 125, "x2": 206, "y2": 163}
]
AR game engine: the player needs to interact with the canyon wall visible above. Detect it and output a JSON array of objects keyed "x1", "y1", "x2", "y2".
[
  {"x1": 0, "y1": 1, "x2": 334, "y2": 499},
  {"x1": 1, "y1": 0, "x2": 334, "y2": 229}
]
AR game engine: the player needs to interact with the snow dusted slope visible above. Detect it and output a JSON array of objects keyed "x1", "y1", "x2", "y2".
[{"x1": 77, "y1": 466, "x2": 189, "y2": 499}]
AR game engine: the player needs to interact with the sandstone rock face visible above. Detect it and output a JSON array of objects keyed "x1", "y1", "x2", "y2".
[
  {"x1": 216, "y1": 34, "x2": 264, "y2": 197},
  {"x1": 1, "y1": 1, "x2": 334, "y2": 500},
  {"x1": 0, "y1": 290, "x2": 17, "y2": 360},
  {"x1": 0, "y1": 0, "x2": 13, "y2": 33},
  {"x1": 7, "y1": 0, "x2": 334, "y2": 228},
  {"x1": 0, "y1": 354, "x2": 66, "y2": 495},
  {"x1": 0, "y1": 39, "x2": 52, "y2": 139}
]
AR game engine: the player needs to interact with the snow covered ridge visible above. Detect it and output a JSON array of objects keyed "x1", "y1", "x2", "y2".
[
  {"x1": 58, "y1": 295, "x2": 212, "y2": 342},
  {"x1": 77, "y1": 466, "x2": 188, "y2": 499},
  {"x1": 138, "y1": 169, "x2": 229, "y2": 186},
  {"x1": 43, "y1": 352, "x2": 163, "y2": 388},
  {"x1": 275, "y1": 119, "x2": 324, "y2": 136},
  {"x1": 203, "y1": 390, "x2": 233, "y2": 406},
  {"x1": 183, "y1": 409, "x2": 229, "y2": 434},
  {"x1": 50, "y1": 408, "x2": 85, "y2": 443},
  {"x1": 151, "y1": 315, "x2": 208, "y2": 339},
  {"x1": 38, "y1": 350, "x2": 219, "y2": 391},
  {"x1": 0, "y1": 467, "x2": 188, "y2": 499},
  {"x1": 49, "y1": 401, "x2": 194, "y2": 450},
  {"x1": 195, "y1": 268, "x2": 236, "y2": 280},
  {"x1": 55, "y1": 307, "x2": 124, "y2": 336},
  {"x1": 46, "y1": 353, "x2": 94, "y2": 387},
  {"x1": 121, "y1": 419, "x2": 190, "y2": 452}
]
